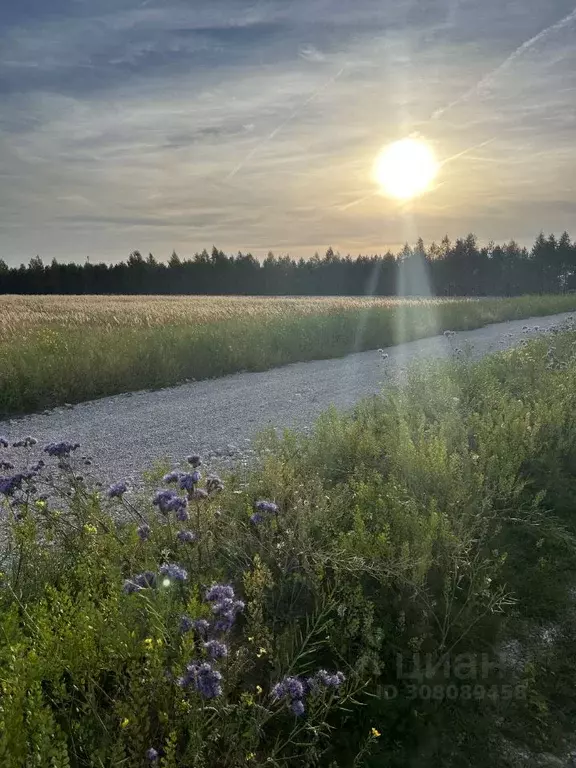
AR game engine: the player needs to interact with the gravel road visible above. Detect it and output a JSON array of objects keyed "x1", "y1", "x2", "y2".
[{"x1": 1, "y1": 311, "x2": 573, "y2": 487}]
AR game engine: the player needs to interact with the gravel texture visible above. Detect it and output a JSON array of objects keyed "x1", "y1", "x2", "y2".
[{"x1": 0, "y1": 311, "x2": 573, "y2": 487}]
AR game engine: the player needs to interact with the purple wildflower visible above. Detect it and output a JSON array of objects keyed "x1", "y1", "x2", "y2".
[
  {"x1": 255, "y1": 500, "x2": 279, "y2": 515},
  {"x1": 163, "y1": 471, "x2": 181, "y2": 484},
  {"x1": 291, "y1": 699, "x2": 305, "y2": 716},
  {"x1": 146, "y1": 748, "x2": 159, "y2": 762},
  {"x1": 135, "y1": 571, "x2": 157, "y2": 589},
  {"x1": 176, "y1": 530, "x2": 197, "y2": 544},
  {"x1": 121, "y1": 572, "x2": 156, "y2": 593},
  {"x1": 179, "y1": 615, "x2": 194, "y2": 633},
  {"x1": 168, "y1": 495, "x2": 188, "y2": 515},
  {"x1": 271, "y1": 676, "x2": 306, "y2": 704},
  {"x1": 205, "y1": 584, "x2": 235, "y2": 602},
  {"x1": 188, "y1": 661, "x2": 223, "y2": 699},
  {"x1": 193, "y1": 619, "x2": 210, "y2": 635},
  {"x1": 203, "y1": 640, "x2": 228, "y2": 659},
  {"x1": 284, "y1": 677, "x2": 305, "y2": 700},
  {"x1": 187, "y1": 454, "x2": 202, "y2": 468},
  {"x1": 152, "y1": 489, "x2": 178, "y2": 514},
  {"x1": 250, "y1": 512, "x2": 264, "y2": 525},
  {"x1": 30, "y1": 459, "x2": 45, "y2": 473},
  {"x1": 175, "y1": 505, "x2": 189, "y2": 522},
  {"x1": 0, "y1": 474, "x2": 25, "y2": 496},
  {"x1": 315, "y1": 670, "x2": 346, "y2": 688},
  {"x1": 137, "y1": 524, "x2": 151, "y2": 541},
  {"x1": 212, "y1": 598, "x2": 245, "y2": 632},
  {"x1": 179, "y1": 472, "x2": 200, "y2": 491},
  {"x1": 0, "y1": 461, "x2": 14, "y2": 471},
  {"x1": 271, "y1": 681, "x2": 286, "y2": 701},
  {"x1": 160, "y1": 563, "x2": 188, "y2": 582},
  {"x1": 107, "y1": 481, "x2": 128, "y2": 498},
  {"x1": 43, "y1": 441, "x2": 80, "y2": 457},
  {"x1": 205, "y1": 584, "x2": 244, "y2": 630}
]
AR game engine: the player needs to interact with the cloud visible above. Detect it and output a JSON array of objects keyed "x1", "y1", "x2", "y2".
[
  {"x1": 299, "y1": 45, "x2": 326, "y2": 63},
  {"x1": 0, "y1": 0, "x2": 576, "y2": 263}
]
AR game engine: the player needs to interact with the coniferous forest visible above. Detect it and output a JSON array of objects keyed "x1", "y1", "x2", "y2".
[{"x1": 1, "y1": 232, "x2": 575, "y2": 296}]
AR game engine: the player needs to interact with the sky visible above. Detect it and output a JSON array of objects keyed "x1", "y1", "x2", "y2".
[{"x1": 1, "y1": 0, "x2": 576, "y2": 264}]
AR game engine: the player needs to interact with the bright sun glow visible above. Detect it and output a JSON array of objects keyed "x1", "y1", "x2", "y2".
[{"x1": 373, "y1": 138, "x2": 439, "y2": 200}]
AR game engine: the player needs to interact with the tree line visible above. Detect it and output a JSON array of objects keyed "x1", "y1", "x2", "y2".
[{"x1": 1, "y1": 232, "x2": 575, "y2": 296}]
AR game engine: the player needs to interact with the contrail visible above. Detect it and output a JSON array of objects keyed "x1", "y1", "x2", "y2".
[
  {"x1": 225, "y1": 66, "x2": 347, "y2": 181},
  {"x1": 432, "y1": 5, "x2": 576, "y2": 120},
  {"x1": 337, "y1": 191, "x2": 378, "y2": 212},
  {"x1": 439, "y1": 138, "x2": 496, "y2": 166}
]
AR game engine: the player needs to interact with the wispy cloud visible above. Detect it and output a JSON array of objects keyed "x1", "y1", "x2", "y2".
[
  {"x1": 431, "y1": 4, "x2": 576, "y2": 120},
  {"x1": 0, "y1": 0, "x2": 575, "y2": 263}
]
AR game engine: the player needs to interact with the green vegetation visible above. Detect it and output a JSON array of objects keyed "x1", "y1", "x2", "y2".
[
  {"x1": 2, "y1": 293, "x2": 576, "y2": 416},
  {"x1": 2, "y1": 320, "x2": 576, "y2": 766}
]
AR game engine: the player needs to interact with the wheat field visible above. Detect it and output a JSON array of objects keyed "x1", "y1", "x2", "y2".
[
  {"x1": 1, "y1": 293, "x2": 575, "y2": 416},
  {"x1": 0, "y1": 294, "x2": 465, "y2": 338}
]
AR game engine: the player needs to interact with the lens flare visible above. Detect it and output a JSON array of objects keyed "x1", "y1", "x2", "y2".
[{"x1": 374, "y1": 138, "x2": 438, "y2": 200}]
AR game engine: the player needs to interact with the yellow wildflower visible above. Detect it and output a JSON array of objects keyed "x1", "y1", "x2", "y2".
[
  {"x1": 370, "y1": 728, "x2": 381, "y2": 738},
  {"x1": 83, "y1": 524, "x2": 97, "y2": 535}
]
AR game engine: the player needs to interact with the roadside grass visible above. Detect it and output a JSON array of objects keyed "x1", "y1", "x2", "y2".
[
  {"x1": 2, "y1": 319, "x2": 576, "y2": 766},
  {"x1": 2, "y1": 293, "x2": 576, "y2": 415}
]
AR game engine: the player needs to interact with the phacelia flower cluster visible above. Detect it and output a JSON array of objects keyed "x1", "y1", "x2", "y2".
[
  {"x1": 205, "y1": 583, "x2": 245, "y2": 632},
  {"x1": 107, "y1": 481, "x2": 128, "y2": 498},
  {"x1": 177, "y1": 661, "x2": 223, "y2": 699},
  {"x1": 176, "y1": 530, "x2": 196, "y2": 544},
  {"x1": 153, "y1": 489, "x2": 188, "y2": 516},
  {"x1": 254, "y1": 500, "x2": 279, "y2": 514},
  {"x1": 203, "y1": 640, "x2": 228, "y2": 659},
  {"x1": 179, "y1": 471, "x2": 201, "y2": 491},
  {"x1": 123, "y1": 561, "x2": 188, "y2": 594},
  {"x1": 0, "y1": 469, "x2": 37, "y2": 496},
  {"x1": 159, "y1": 563, "x2": 188, "y2": 582},
  {"x1": 250, "y1": 499, "x2": 279, "y2": 524},
  {"x1": 271, "y1": 669, "x2": 346, "y2": 716},
  {"x1": 179, "y1": 616, "x2": 210, "y2": 635},
  {"x1": 122, "y1": 570, "x2": 157, "y2": 594}
]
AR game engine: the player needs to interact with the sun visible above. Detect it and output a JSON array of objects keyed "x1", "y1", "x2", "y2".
[{"x1": 373, "y1": 138, "x2": 439, "y2": 200}]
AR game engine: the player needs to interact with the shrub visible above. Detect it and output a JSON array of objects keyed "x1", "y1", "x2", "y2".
[{"x1": 2, "y1": 321, "x2": 576, "y2": 765}]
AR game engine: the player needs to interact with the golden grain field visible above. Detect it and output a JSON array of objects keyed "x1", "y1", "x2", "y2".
[
  {"x1": 1, "y1": 293, "x2": 575, "y2": 416},
  {"x1": 0, "y1": 294, "x2": 463, "y2": 338}
]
